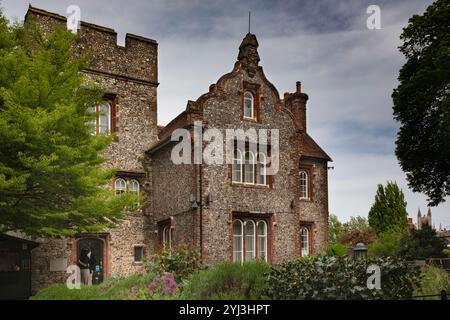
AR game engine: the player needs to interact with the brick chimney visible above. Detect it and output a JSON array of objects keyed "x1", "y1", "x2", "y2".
[{"x1": 284, "y1": 81, "x2": 309, "y2": 132}]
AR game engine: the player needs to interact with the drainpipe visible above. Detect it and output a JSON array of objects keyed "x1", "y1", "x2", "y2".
[{"x1": 199, "y1": 163, "x2": 203, "y2": 261}]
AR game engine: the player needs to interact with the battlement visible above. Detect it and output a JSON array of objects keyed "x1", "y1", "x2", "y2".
[{"x1": 25, "y1": 6, "x2": 158, "y2": 85}]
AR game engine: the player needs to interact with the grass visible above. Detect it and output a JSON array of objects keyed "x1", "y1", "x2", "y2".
[{"x1": 31, "y1": 273, "x2": 156, "y2": 300}]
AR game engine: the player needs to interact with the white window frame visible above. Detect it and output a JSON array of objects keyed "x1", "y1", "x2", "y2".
[
  {"x1": 232, "y1": 149, "x2": 243, "y2": 183},
  {"x1": 162, "y1": 226, "x2": 172, "y2": 249},
  {"x1": 98, "y1": 102, "x2": 111, "y2": 134},
  {"x1": 256, "y1": 152, "x2": 267, "y2": 186},
  {"x1": 243, "y1": 91, "x2": 254, "y2": 119},
  {"x1": 244, "y1": 151, "x2": 255, "y2": 184},
  {"x1": 115, "y1": 178, "x2": 126, "y2": 195},
  {"x1": 299, "y1": 171, "x2": 309, "y2": 199},
  {"x1": 244, "y1": 220, "x2": 256, "y2": 262},
  {"x1": 233, "y1": 219, "x2": 244, "y2": 264},
  {"x1": 257, "y1": 220, "x2": 268, "y2": 262},
  {"x1": 301, "y1": 227, "x2": 309, "y2": 257}
]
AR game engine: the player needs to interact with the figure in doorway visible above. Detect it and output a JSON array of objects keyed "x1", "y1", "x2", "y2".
[{"x1": 78, "y1": 248, "x2": 92, "y2": 286}]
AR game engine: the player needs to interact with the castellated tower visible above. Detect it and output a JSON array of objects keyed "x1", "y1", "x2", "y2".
[{"x1": 23, "y1": 6, "x2": 159, "y2": 293}]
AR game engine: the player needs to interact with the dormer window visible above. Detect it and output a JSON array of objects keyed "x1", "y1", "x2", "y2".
[{"x1": 243, "y1": 91, "x2": 254, "y2": 119}]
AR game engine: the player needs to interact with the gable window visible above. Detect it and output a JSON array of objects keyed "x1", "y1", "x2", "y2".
[
  {"x1": 232, "y1": 149, "x2": 243, "y2": 183},
  {"x1": 244, "y1": 151, "x2": 255, "y2": 184},
  {"x1": 243, "y1": 91, "x2": 254, "y2": 119},
  {"x1": 115, "y1": 178, "x2": 126, "y2": 195},
  {"x1": 233, "y1": 218, "x2": 268, "y2": 264},
  {"x1": 231, "y1": 142, "x2": 269, "y2": 187},
  {"x1": 299, "y1": 171, "x2": 308, "y2": 199},
  {"x1": 89, "y1": 102, "x2": 111, "y2": 135},
  {"x1": 134, "y1": 246, "x2": 144, "y2": 263},
  {"x1": 301, "y1": 227, "x2": 310, "y2": 257},
  {"x1": 256, "y1": 153, "x2": 267, "y2": 185}
]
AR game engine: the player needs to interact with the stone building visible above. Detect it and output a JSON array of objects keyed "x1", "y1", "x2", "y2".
[{"x1": 1, "y1": 6, "x2": 331, "y2": 297}]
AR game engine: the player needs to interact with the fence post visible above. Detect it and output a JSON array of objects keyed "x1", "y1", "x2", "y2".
[{"x1": 441, "y1": 290, "x2": 447, "y2": 301}]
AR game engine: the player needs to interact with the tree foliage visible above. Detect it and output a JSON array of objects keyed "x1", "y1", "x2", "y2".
[
  {"x1": 340, "y1": 216, "x2": 375, "y2": 247},
  {"x1": 398, "y1": 225, "x2": 447, "y2": 260},
  {"x1": 0, "y1": 11, "x2": 136, "y2": 236},
  {"x1": 368, "y1": 181, "x2": 408, "y2": 235},
  {"x1": 328, "y1": 214, "x2": 343, "y2": 244},
  {"x1": 392, "y1": 0, "x2": 450, "y2": 205}
]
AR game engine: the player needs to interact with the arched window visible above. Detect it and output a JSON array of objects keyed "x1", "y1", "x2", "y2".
[
  {"x1": 299, "y1": 171, "x2": 308, "y2": 199},
  {"x1": 128, "y1": 179, "x2": 139, "y2": 194},
  {"x1": 245, "y1": 220, "x2": 255, "y2": 262},
  {"x1": 243, "y1": 91, "x2": 254, "y2": 119},
  {"x1": 115, "y1": 178, "x2": 126, "y2": 195},
  {"x1": 163, "y1": 226, "x2": 172, "y2": 249},
  {"x1": 233, "y1": 220, "x2": 244, "y2": 263},
  {"x1": 244, "y1": 151, "x2": 255, "y2": 184},
  {"x1": 301, "y1": 227, "x2": 309, "y2": 257},
  {"x1": 128, "y1": 179, "x2": 140, "y2": 209},
  {"x1": 232, "y1": 149, "x2": 243, "y2": 183},
  {"x1": 256, "y1": 153, "x2": 267, "y2": 185},
  {"x1": 257, "y1": 221, "x2": 267, "y2": 261}
]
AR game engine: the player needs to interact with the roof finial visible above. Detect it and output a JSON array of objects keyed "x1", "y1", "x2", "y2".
[{"x1": 248, "y1": 11, "x2": 251, "y2": 34}]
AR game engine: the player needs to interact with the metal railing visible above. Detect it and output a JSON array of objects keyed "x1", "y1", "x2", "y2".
[{"x1": 412, "y1": 290, "x2": 447, "y2": 300}]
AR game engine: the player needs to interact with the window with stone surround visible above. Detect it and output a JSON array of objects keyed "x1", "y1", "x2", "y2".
[
  {"x1": 299, "y1": 165, "x2": 313, "y2": 200},
  {"x1": 88, "y1": 94, "x2": 117, "y2": 136},
  {"x1": 114, "y1": 178, "x2": 140, "y2": 200},
  {"x1": 301, "y1": 226, "x2": 309, "y2": 256},
  {"x1": 133, "y1": 245, "x2": 144, "y2": 263},
  {"x1": 158, "y1": 220, "x2": 173, "y2": 249},
  {"x1": 233, "y1": 219, "x2": 267, "y2": 264},
  {"x1": 300, "y1": 222, "x2": 313, "y2": 257},
  {"x1": 243, "y1": 91, "x2": 254, "y2": 119},
  {"x1": 299, "y1": 171, "x2": 308, "y2": 199},
  {"x1": 231, "y1": 142, "x2": 270, "y2": 187},
  {"x1": 241, "y1": 82, "x2": 260, "y2": 122},
  {"x1": 115, "y1": 178, "x2": 126, "y2": 195}
]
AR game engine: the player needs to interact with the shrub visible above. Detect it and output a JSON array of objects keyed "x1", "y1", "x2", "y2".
[
  {"x1": 180, "y1": 261, "x2": 270, "y2": 300},
  {"x1": 147, "y1": 244, "x2": 202, "y2": 282},
  {"x1": 326, "y1": 243, "x2": 347, "y2": 257},
  {"x1": 368, "y1": 230, "x2": 404, "y2": 258},
  {"x1": 266, "y1": 255, "x2": 421, "y2": 300},
  {"x1": 414, "y1": 266, "x2": 450, "y2": 300}
]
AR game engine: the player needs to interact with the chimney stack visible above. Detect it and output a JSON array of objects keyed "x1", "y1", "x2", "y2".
[{"x1": 284, "y1": 81, "x2": 308, "y2": 132}]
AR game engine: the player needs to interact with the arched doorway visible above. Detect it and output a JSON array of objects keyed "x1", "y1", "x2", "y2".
[{"x1": 76, "y1": 238, "x2": 104, "y2": 285}]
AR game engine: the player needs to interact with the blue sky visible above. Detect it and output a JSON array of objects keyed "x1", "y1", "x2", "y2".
[{"x1": 2, "y1": 0, "x2": 449, "y2": 228}]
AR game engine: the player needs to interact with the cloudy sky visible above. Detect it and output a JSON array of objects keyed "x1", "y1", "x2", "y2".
[{"x1": 2, "y1": 0, "x2": 449, "y2": 228}]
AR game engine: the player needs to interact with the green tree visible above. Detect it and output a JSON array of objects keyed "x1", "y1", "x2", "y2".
[
  {"x1": 368, "y1": 181, "x2": 408, "y2": 235},
  {"x1": 398, "y1": 225, "x2": 447, "y2": 260},
  {"x1": 392, "y1": 0, "x2": 450, "y2": 206},
  {"x1": 368, "y1": 229, "x2": 405, "y2": 258},
  {"x1": 0, "y1": 12, "x2": 136, "y2": 236},
  {"x1": 328, "y1": 214, "x2": 343, "y2": 244}
]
